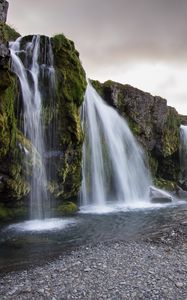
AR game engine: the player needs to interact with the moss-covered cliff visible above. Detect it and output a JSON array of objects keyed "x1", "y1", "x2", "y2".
[
  {"x1": 0, "y1": 13, "x2": 86, "y2": 219},
  {"x1": 92, "y1": 80, "x2": 182, "y2": 190},
  {"x1": 0, "y1": 18, "x2": 30, "y2": 220},
  {"x1": 50, "y1": 34, "x2": 87, "y2": 201},
  {"x1": 0, "y1": 32, "x2": 86, "y2": 220}
]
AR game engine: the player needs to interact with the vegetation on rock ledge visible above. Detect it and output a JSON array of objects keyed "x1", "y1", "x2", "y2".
[{"x1": 91, "y1": 79, "x2": 182, "y2": 190}]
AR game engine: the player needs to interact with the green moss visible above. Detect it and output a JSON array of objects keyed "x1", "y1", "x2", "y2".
[
  {"x1": 149, "y1": 155, "x2": 158, "y2": 176},
  {"x1": 51, "y1": 34, "x2": 87, "y2": 201},
  {"x1": 127, "y1": 117, "x2": 142, "y2": 136},
  {"x1": 57, "y1": 202, "x2": 78, "y2": 215},
  {"x1": 3, "y1": 24, "x2": 20, "y2": 41},
  {"x1": 162, "y1": 107, "x2": 180, "y2": 157},
  {"x1": 52, "y1": 34, "x2": 86, "y2": 106},
  {"x1": 7, "y1": 179, "x2": 30, "y2": 199},
  {"x1": 0, "y1": 203, "x2": 27, "y2": 221},
  {"x1": 91, "y1": 80, "x2": 105, "y2": 98},
  {"x1": 0, "y1": 22, "x2": 20, "y2": 44},
  {"x1": 0, "y1": 71, "x2": 17, "y2": 160},
  {"x1": 154, "y1": 178, "x2": 176, "y2": 191},
  {"x1": 0, "y1": 204, "x2": 9, "y2": 219}
]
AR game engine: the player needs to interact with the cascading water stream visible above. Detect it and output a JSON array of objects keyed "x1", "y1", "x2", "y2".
[
  {"x1": 80, "y1": 83, "x2": 152, "y2": 212},
  {"x1": 10, "y1": 35, "x2": 56, "y2": 220}
]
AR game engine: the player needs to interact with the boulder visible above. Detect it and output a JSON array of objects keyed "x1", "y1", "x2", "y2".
[
  {"x1": 151, "y1": 197, "x2": 172, "y2": 204},
  {"x1": 150, "y1": 186, "x2": 173, "y2": 203},
  {"x1": 175, "y1": 186, "x2": 187, "y2": 199}
]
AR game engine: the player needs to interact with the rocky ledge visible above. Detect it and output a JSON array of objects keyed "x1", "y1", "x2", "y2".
[{"x1": 92, "y1": 80, "x2": 187, "y2": 191}]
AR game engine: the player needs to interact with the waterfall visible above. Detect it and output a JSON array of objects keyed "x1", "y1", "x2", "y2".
[
  {"x1": 10, "y1": 35, "x2": 56, "y2": 220},
  {"x1": 80, "y1": 83, "x2": 152, "y2": 211}
]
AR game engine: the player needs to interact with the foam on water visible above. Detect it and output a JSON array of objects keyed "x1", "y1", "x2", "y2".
[
  {"x1": 6, "y1": 218, "x2": 76, "y2": 232},
  {"x1": 79, "y1": 199, "x2": 180, "y2": 214}
]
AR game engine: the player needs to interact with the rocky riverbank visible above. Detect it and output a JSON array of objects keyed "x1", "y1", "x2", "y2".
[{"x1": 0, "y1": 230, "x2": 187, "y2": 300}]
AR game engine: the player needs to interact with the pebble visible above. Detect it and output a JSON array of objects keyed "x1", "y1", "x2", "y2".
[
  {"x1": 175, "y1": 282, "x2": 184, "y2": 288},
  {"x1": 0, "y1": 240, "x2": 187, "y2": 300}
]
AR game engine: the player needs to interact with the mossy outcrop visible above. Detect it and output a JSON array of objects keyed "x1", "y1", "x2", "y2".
[
  {"x1": 50, "y1": 34, "x2": 87, "y2": 201},
  {"x1": 0, "y1": 5, "x2": 30, "y2": 219},
  {"x1": 56, "y1": 202, "x2": 78, "y2": 216},
  {"x1": 3, "y1": 23, "x2": 20, "y2": 41},
  {"x1": 91, "y1": 80, "x2": 182, "y2": 190},
  {"x1": 0, "y1": 31, "x2": 87, "y2": 220}
]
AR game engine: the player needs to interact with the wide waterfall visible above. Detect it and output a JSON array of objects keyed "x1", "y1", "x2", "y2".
[
  {"x1": 80, "y1": 83, "x2": 152, "y2": 212},
  {"x1": 10, "y1": 35, "x2": 56, "y2": 220}
]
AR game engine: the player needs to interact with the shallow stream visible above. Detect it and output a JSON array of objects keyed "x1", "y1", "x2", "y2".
[{"x1": 0, "y1": 202, "x2": 186, "y2": 273}]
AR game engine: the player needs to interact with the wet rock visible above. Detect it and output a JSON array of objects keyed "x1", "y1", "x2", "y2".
[
  {"x1": 0, "y1": 1, "x2": 10, "y2": 68},
  {"x1": 151, "y1": 197, "x2": 172, "y2": 204},
  {"x1": 175, "y1": 185, "x2": 187, "y2": 199},
  {"x1": 150, "y1": 186, "x2": 172, "y2": 203},
  {"x1": 0, "y1": 42, "x2": 10, "y2": 68}
]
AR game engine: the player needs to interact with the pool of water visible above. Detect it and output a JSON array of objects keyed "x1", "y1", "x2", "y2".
[{"x1": 0, "y1": 201, "x2": 186, "y2": 272}]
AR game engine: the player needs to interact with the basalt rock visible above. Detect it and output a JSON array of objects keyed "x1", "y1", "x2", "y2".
[
  {"x1": 0, "y1": 0, "x2": 8, "y2": 23},
  {"x1": 92, "y1": 80, "x2": 181, "y2": 189}
]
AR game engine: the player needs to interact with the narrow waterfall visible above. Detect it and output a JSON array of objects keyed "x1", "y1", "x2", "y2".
[
  {"x1": 180, "y1": 125, "x2": 187, "y2": 182},
  {"x1": 80, "y1": 83, "x2": 152, "y2": 211},
  {"x1": 10, "y1": 35, "x2": 56, "y2": 220}
]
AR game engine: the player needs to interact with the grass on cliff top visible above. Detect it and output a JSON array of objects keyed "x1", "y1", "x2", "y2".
[
  {"x1": 0, "y1": 23, "x2": 20, "y2": 42},
  {"x1": 52, "y1": 34, "x2": 87, "y2": 106}
]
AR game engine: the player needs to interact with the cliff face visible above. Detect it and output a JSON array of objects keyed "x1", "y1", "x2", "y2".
[
  {"x1": 92, "y1": 80, "x2": 182, "y2": 190},
  {"x1": 0, "y1": 1, "x2": 29, "y2": 219},
  {"x1": 0, "y1": 1, "x2": 87, "y2": 220},
  {"x1": 51, "y1": 34, "x2": 86, "y2": 201},
  {"x1": 16, "y1": 34, "x2": 86, "y2": 204},
  {"x1": 0, "y1": 0, "x2": 8, "y2": 23}
]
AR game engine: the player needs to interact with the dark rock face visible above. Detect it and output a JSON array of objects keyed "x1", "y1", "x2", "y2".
[
  {"x1": 0, "y1": 0, "x2": 28, "y2": 219},
  {"x1": 0, "y1": 41, "x2": 9, "y2": 67},
  {"x1": 92, "y1": 80, "x2": 181, "y2": 189},
  {"x1": 0, "y1": 0, "x2": 8, "y2": 23},
  {"x1": 0, "y1": 0, "x2": 10, "y2": 68}
]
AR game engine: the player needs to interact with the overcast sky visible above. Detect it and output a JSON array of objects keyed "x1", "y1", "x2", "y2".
[{"x1": 7, "y1": 0, "x2": 187, "y2": 114}]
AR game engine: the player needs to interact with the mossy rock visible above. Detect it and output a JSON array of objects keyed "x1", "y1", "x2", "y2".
[
  {"x1": 57, "y1": 202, "x2": 78, "y2": 215},
  {"x1": 0, "y1": 203, "x2": 27, "y2": 221},
  {"x1": 0, "y1": 204, "x2": 9, "y2": 219},
  {"x1": 50, "y1": 34, "x2": 87, "y2": 200},
  {"x1": 0, "y1": 71, "x2": 17, "y2": 160},
  {"x1": 3, "y1": 24, "x2": 20, "y2": 41},
  {"x1": 162, "y1": 107, "x2": 181, "y2": 157},
  {"x1": 154, "y1": 178, "x2": 176, "y2": 191}
]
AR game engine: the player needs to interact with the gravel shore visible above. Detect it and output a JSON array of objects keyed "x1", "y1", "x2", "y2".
[{"x1": 0, "y1": 238, "x2": 187, "y2": 300}]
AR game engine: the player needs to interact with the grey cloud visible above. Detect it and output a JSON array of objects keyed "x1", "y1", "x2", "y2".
[{"x1": 7, "y1": 0, "x2": 187, "y2": 67}]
